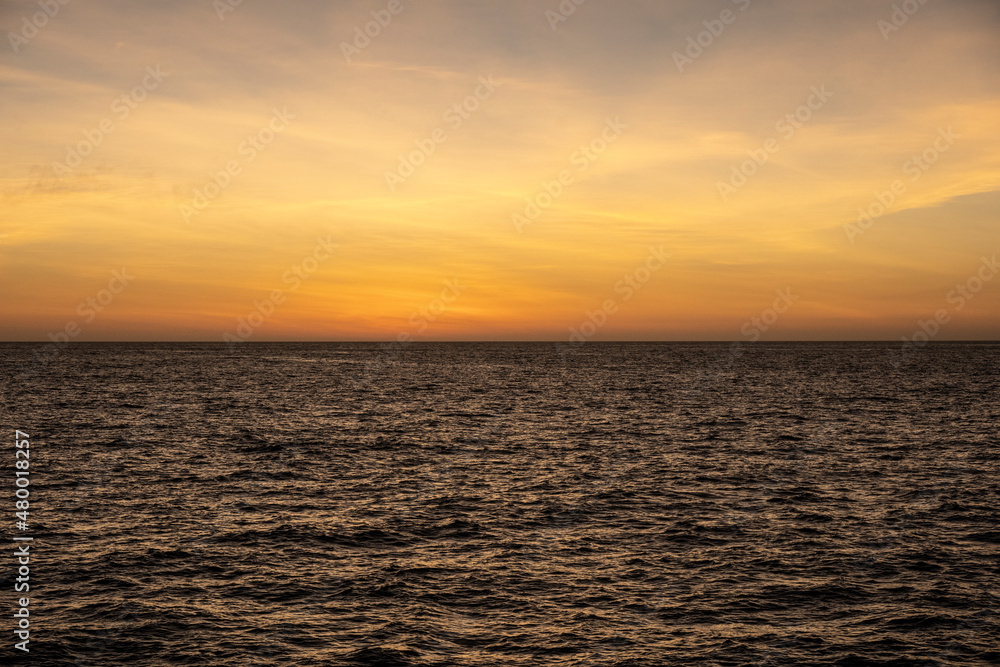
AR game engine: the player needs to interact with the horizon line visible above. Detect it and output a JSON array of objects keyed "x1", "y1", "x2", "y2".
[{"x1": 1, "y1": 340, "x2": 998, "y2": 345}]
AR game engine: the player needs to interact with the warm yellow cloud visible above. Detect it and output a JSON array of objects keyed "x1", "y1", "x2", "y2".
[{"x1": 1, "y1": 0, "x2": 998, "y2": 341}]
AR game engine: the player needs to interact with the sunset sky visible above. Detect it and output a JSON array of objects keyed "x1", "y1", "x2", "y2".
[{"x1": 2, "y1": 0, "x2": 998, "y2": 341}]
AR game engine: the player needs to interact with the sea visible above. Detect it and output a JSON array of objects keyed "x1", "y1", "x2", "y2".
[{"x1": 0, "y1": 342, "x2": 997, "y2": 666}]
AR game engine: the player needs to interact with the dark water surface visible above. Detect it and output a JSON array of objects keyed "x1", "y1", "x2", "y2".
[{"x1": 1, "y1": 342, "x2": 998, "y2": 666}]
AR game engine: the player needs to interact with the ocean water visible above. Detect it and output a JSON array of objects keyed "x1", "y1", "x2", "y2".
[{"x1": 1, "y1": 342, "x2": 998, "y2": 666}]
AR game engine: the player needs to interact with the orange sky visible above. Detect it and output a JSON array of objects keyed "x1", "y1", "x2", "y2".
[{"x1": 1, "y1": 0, "x2": 998, "y2": 341}]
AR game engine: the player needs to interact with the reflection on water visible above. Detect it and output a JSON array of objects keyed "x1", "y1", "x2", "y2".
[{"x1": 2, "y1": 342, "x2": 998, "y2": 665}]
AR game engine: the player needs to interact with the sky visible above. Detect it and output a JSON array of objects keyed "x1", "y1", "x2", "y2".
[{"x1": 1, "y1": 0, "x2": 998, "y2": 342}]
